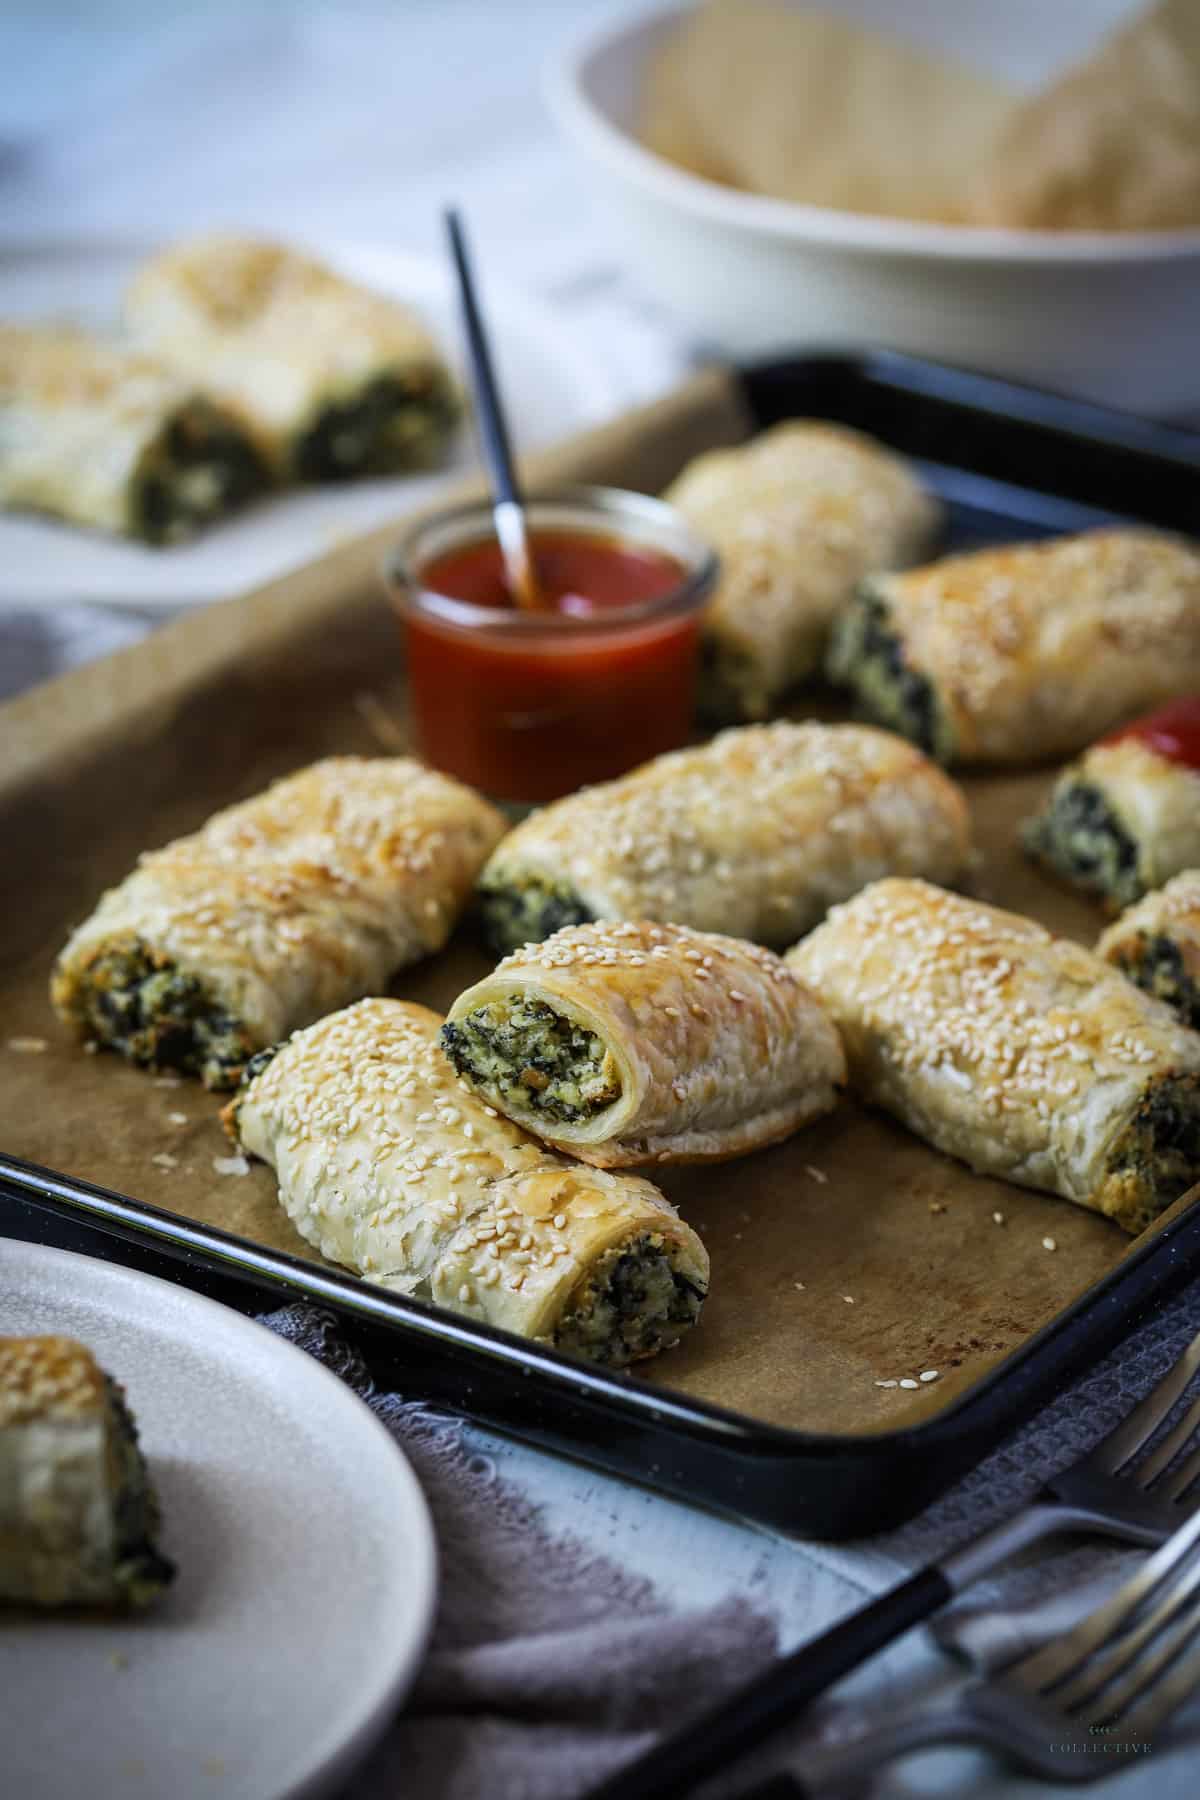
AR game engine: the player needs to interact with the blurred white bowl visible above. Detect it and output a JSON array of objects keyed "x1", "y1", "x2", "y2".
[{"x1": 546, "y1": 0, "x2": 1200, "y2": 415}]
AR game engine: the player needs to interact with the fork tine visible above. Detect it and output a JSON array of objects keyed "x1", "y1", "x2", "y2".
[
  {"x1": 1135, "y1": 1392, "x2": 1200, "y2": 1490},
  {"x1": 1051, "y1": 1547, "x2": 1200, "y2": 1716},
  {"x1": 1086, "y1": 1328, "x2": 1200, "y2": 1476},
  {"x1": 1121, "y1": 1618, "x2": 1200, "y2": 1739},
  {"x1": 1011, "y1": 1504, "x2": 1200, "y2": 1691},
  {"x1": 1076, "y1": 1584, "x2": 1200, "y2": 1728},
  {"x1": 1161, "y1": 1436, "x2": 1200, "y2": 1505}
]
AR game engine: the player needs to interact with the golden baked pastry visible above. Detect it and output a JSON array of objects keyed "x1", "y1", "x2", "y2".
[
  {"x1": 443, "y1": 919, "x2": 845, "y2": 1166},
  {"x1": 789, "y1": 877, "x2": 1200, "y2": 1233},
  {"x1": 52, "y1": 757, "x2": 507, "y2": 1087},
  {"x1": 228, "y1": 998, "x2": 710, "y2": 1367}
]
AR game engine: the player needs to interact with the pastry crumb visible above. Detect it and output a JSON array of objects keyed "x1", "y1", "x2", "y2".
[
  {"x1": 875, "y1": 1378, "x2": 898, "y2": 1388},
  {"x1": 83, "y1": 1040, "x2": 99, "y2": 1055},
  {"x1": 793, "y1": 1281, "x2": 806, "y2": 1291},
  {"x1": 153, "y1": 1074, "x2": 182, "y2": 1088},
  {"x1": 928, "y1": 1200, "x2": 946, "y2": 1214},
  {"x1": 213, "y1": 1153, "x2": 251, "y2": 1177},
  {"x1": 167, "y1": 1111, "x2": 188, "y2": 1126},
  {"x1": 151, "y1": 1152, "x2": 178, "y2": 1170},
  {"x1": 7, "y1": 1036, "x2": 48, "y2": 1053},
  {"x1": 842, "y1": 1294, "x2": 855, "y2": 1304},
  {"x1": 804, "y1": 1165, "x2": 828, "y2": 1184},
  {"x1": 992, "y1": 1211, "x2": 1006, "y2": 1225}
]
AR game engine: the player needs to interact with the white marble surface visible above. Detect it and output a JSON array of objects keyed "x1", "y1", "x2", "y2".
[{"x1": 3, "y1": 5, "x2": 1200, "y2": 1795}]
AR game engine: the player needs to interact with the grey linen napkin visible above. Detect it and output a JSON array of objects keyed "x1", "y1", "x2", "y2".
[{"x1": 260, "y1": 1305, "x2": 779, "y2": 1800}]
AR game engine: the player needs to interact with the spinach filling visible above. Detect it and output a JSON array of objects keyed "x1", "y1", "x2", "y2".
[
  {"x1": 826, "y1": 588, "x2": 950, "y2": 762},
  {"x1": 1116, "y1": 935, "x2": 1200, "y2": 1032},
  {"x1": 441, "y1": 997, "x2": 620, "y2": 1124},
  {"x1": 553, "y1": 1234, "x2": 706, "y2": 1367},
  {"x1": 1023, "y1": 779, "x2": 1142, "y2": 906},
  {"x1": 135, "y1": 401, "x2": 269, "y2": 544},
  {"x1": 105, "y1": 1376, "x2": 176, "y2": 1608},
  {"x1": 1110, "y1": 1074, "x2": 1200, "y2": 1232},
  {"x1": 478, "y1": 875, "x2": 594, "y2": 956},
  {"x1": 294, "y1": 368, "x2": 459, "y2": 481},
  {"x1": 77, "y1": 942, "x2": 255, "y2": 1090},
  {"x1": 697, "y1": 635, "x2": 762, "y2": 726}
]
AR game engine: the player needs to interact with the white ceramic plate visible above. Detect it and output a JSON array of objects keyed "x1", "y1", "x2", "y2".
[
  {"x1": 0, "y1": 1239, "x2": 436, "y2": 1800},
  {"x1": 0, "y1": 237, "x2": 627, "y2": 609}
]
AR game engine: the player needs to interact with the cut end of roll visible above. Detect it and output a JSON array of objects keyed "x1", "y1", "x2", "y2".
[
  {"x1": 550, "y1": 1232, "x2": 708, "y2": 1368},
  {"x1": 440, "y1": 996, "x2": 622, "y2": 1131}
]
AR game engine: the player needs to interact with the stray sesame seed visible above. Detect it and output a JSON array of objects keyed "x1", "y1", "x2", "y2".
[
  {"x1": 919, "y1": 1370, "x2": 939, "y2": 1382},
  {"x1": 899, "y1": 1378, "x2": 919, "y2": 1390},
  {"x1": 875, "y1": 1379, "x2": 898, "y2": 1388},
  {"x1": 842, "y1": 1295, "x2": 855, "y2": 1305},
  {"x1": 1043, "y1": 1236, "x2": 1057, "y2": 1251},
  {"x1": 993, "y1": 1211, "x2": 1005, "y2": 1225},
  {"x1": 804, "y1": 1166, "x2": 828, "y2": 1184}
]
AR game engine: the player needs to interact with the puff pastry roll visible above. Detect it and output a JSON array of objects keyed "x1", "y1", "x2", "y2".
[
  {"x1": 665, "y1": 421, "x2": 938, "y2": 722},
  {"x1": 0, "y1": 324, "x2": 269, "y2": 542},
  {"x1": 478, "y1": 720, "x2": 969, "y2": 954},
  {"x1": 1, "y1": 1336, "x2": 173, "y2": 1610},
  {"x1": 125, "y1": 235, "x2": 460, "y2": 480},
  {"x1": 1099, "y1": 872, "x2": 1200, "y2": 1032},
  {"x1": 229, "y1": 999, "x2": 710, "y2": 1366},
  {"x1": 442, "y1": 920, "x2": 845, "y2": 1166},
  {"x1": 1025, "y1": 701, "x2": 1200, "y2": 908},
  {"x1": 827, "y1": 529, "x2": 1200, "y2": 765},
  {"x1": 52, "y1": 757, "x2": 507, "y2": 1089},
  {"x1": 789, "y1": 878, "x2": 1200, "y2": 1233}
]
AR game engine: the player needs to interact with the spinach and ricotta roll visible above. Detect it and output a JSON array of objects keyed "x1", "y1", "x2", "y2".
[
  {"x1": 1099, "y1": 872, "x2": 1200, "y2": 1032},
  {"x1": 827, "y1": 529, "x2": 1200, "y2": 766},
  {"x1": 478, "y1": 721, "x2": 970, "y2": 955},
  {"x1": 52, "y1": 757, "x2": 507, "y2": 1089},
  {"x1": 664, "y1": 421, "x2": 939, "y2": 722},
  {"x1": 125, "y1": 235, "x2": 460, "y2": 481},
  {"x1": 1024, "y1": 701, "x2": 1200, "y2": 908},
  {"x1": 0, "y1": 324, "x2": 268, "y2": 543},
  {"x1": 228, "y1": 998, "x2": 709, "y2": 1366},
  {"x1": 442, "y1": 920, "x2": 845, "y2": 1166},
  {"x1": 789, "y1": 878, "x2": 1200, "y2": 1234},
  {"x1": 1, "y1": 1336, "x2": 173, "y2": 1610}
]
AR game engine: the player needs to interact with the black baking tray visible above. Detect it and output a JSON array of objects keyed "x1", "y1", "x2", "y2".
[{"x1": 6, "y1": 350, "x2": 1200, "y2": 1540}]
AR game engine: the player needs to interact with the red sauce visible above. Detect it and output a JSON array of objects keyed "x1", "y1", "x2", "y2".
[
  {"x1": 1103, "y1": 698, "x2": 1200, "y2": 771},
  {"x1": 403, "y1": 529, "x2": 701, "y2": 803}
]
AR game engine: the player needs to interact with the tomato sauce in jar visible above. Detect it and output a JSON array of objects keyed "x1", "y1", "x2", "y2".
[
  {"x1": 1103, "y1": 698, "x2": 1200, "y2": 771},
  {"x1": 389, "y1": 496, "x2": 715, "y2": 804}
]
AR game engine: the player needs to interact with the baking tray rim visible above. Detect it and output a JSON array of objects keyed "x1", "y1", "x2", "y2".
[{"x1": 6, "y1": 1147, "x2": 1200, "y2": 1465}]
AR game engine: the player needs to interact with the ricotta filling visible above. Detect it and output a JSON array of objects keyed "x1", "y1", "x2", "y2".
[
  {"x1": 441, "y1": 996, "x2": 621, "y2": 1125},
  {"x1": 135, "y1": 400, "x2": 268, "y2": 544},
  {"x1": 553, "y1": 1234, "x2": 706, "y2": 1366},
  {"x1": 1115, "y1": 935, "x2": 1200, "y2": 1032},
  {"x1": 478, "y1": 875, "x2": 594, "y2": 956},
  {"x1": 294, "y1": 368, "x2": 458, "y2": 481},
  {"x1": 826, "y1": 588, "x2": 951, "y2": 762},
  {"x1": 1024, "y1": 780, "x2": 1142, "y2": 906},
  {"x1": 1110, "y1": 1073, "x2": 1200, "y2": 1232},
  {"x1": 75, "y1": 941, "x2": 255, "y2": 1089}
]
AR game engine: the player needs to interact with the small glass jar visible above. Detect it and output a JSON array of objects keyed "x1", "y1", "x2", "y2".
[{"x1": 383, "y1": 486, "x2": 717, "y2": 807}]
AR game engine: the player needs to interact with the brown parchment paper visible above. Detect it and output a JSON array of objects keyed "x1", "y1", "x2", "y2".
[{"x1": 0, "y1": 366, "x2": 1183, "y2": 1437}]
